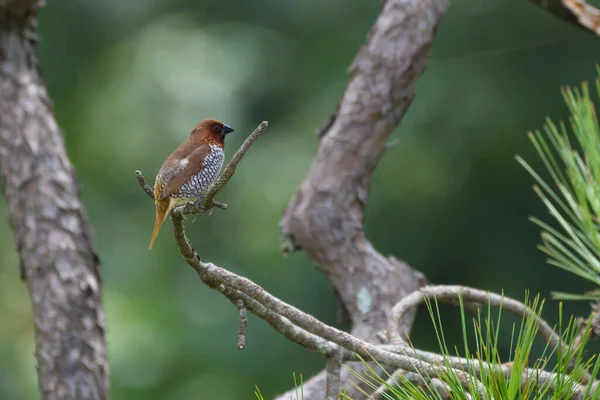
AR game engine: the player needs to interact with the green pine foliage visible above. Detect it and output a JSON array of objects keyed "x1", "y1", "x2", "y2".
[
  {"x1": 518, "y1": 70, "x2": 600, "y2": 300},
  {"x1": 351, "y1": 295, "x2": 599, "y2": 399}
]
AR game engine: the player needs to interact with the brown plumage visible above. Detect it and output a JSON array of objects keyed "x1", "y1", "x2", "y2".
[{"x1": 149, "y1": 118, "x2": 234, "y2": 249}]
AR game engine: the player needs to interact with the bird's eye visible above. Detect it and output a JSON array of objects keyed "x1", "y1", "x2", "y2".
[{"x1": 212, "y1": 124, "x2": 221, "y2": 132}]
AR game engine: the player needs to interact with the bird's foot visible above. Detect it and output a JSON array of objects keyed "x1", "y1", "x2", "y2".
[
  {"x1": 191, "y1": 195, "x2": 205, "y2": 212},
  {"x1": 199, "y1": 198, "x2": 214, "y2": 215}
]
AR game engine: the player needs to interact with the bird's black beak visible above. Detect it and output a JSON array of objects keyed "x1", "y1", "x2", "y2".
[{"x1": 222, "y1": 124, "x2": 234, "y2": 136}]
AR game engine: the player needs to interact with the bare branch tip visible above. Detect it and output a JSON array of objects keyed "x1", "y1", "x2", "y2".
[
  {"x1": 236, "y1": 299, "x2": 247, "y2": 351},
  {"x1": 135, "y1": 170, "x2": 154, "y2": 198}
]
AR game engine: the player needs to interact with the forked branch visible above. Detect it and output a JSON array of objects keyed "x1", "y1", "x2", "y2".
[{"x1": 135, "y1": 124, "x2": 599, "y2": 399}]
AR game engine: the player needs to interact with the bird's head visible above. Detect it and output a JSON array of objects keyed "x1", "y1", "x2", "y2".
[{"x1": 191, "y1": 118, "x2": 234, "y2": 145}]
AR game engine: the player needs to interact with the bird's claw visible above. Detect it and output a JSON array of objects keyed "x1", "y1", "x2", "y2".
[{"x1": 191, "y1": 196, "x2": 205, "y2": 212}]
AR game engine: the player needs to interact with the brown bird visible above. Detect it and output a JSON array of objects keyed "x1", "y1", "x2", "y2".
[{"x1": 149, "y1": 118, "x2": 234, "y2": 249}]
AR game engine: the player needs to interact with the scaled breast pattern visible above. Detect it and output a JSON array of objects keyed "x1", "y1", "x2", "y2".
[{"x1": 176, "y1": 144, "x2": 224, "y2": 199}]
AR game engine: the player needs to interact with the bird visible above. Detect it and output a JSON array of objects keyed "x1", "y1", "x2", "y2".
[{"x1": 149, "y1": 118, "x2": 234, "y2": 249}]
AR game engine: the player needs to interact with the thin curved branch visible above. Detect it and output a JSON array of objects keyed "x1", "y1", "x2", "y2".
[
  {"x1": 387, "y1": 285, "x2": 566, "y2": 354},
  {"x1": 137, "y1": 135, "x2": 489, "y2": 399},
  {"x1": 168, "y1": 214, "x2": 491, "y2": 400},
  {"x1": 136, "y1": 123, "x2": 600, "y2": 399},
  {"x1": 136, "y1": 166, "x2": 600, "y2": 399}
]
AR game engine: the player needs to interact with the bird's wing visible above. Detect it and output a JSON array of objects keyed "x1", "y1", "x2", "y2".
[{"x1": 157, "y1": 144, "x2": 211, "y2": 200}]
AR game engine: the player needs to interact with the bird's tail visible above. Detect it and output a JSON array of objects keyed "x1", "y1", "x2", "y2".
[{"x1": 149, "y1": 198, "x2": 176, "y2": 250}]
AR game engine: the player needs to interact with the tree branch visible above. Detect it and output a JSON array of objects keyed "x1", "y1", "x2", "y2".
[
  {"x1": 278, "y1": 0, "x2": 448, "y2": 396},
  {"x1": 0, "y1": 1, "x2": 108, "y2": 399},
  {"x1": 166, "y1": 211, "x2": 491, "y2": 400},
  {"x1": 387, "y1": 286, "x2": 565, "y2": 354},
  {"x1": 137, "y1": 156, "x2": 600, "y2": 399},
  {"x1": 527, "y1": 0, "x2": 600, "y2": 34},
  {"x1": 132, "y1": 3, "x2": 600, "y2": 396},
  {"x1": 137, "y1": 125, "x2": 487, "y2": 399}
]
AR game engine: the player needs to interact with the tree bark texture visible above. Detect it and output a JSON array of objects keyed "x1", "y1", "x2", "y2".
[
  {"x1": 0, "y1": 1, "x2": 108, "y2": 399},
  {"x1": 278, "y1": 0, "x2": 448, "y2": 398}
]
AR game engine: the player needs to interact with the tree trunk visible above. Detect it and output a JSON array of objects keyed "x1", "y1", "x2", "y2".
[
  {"x1": 0, "y1": 2, "x2": 109, "y2": 399},
  {"x1": 277, "y1": 0, "x2": 448, "y2": 397}
]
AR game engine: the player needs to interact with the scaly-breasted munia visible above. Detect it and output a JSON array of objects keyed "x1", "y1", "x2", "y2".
[{"x1": 149, "y1": 118, "x2": 234, "y2": 249}]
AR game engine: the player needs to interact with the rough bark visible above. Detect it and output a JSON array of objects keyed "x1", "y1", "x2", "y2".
[
  {"x1": 277, "y1": 0, "x2": 448, "y2": 398},
  {"x1": 0, "y1": 1, "x2": 108, "y2": 399}
]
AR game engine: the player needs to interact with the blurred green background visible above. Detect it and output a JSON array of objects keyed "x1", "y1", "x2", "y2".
[{"x1": 2, "y1": 0, "x2": 600, "y2": 399}]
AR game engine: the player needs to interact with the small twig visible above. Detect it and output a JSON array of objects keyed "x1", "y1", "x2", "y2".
[
  {"x1": 136, "y1": 170, "x2": 153, "y2": 198},
  {"x1": 325, "y1": 345, "x2": 343, "y2": 400},
  {"x1": 229, "y1": 288, "x2": 340, "y2": 357},
  {"x1": 236, "y1": 299, "x2": 247, "y2": 350}
]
